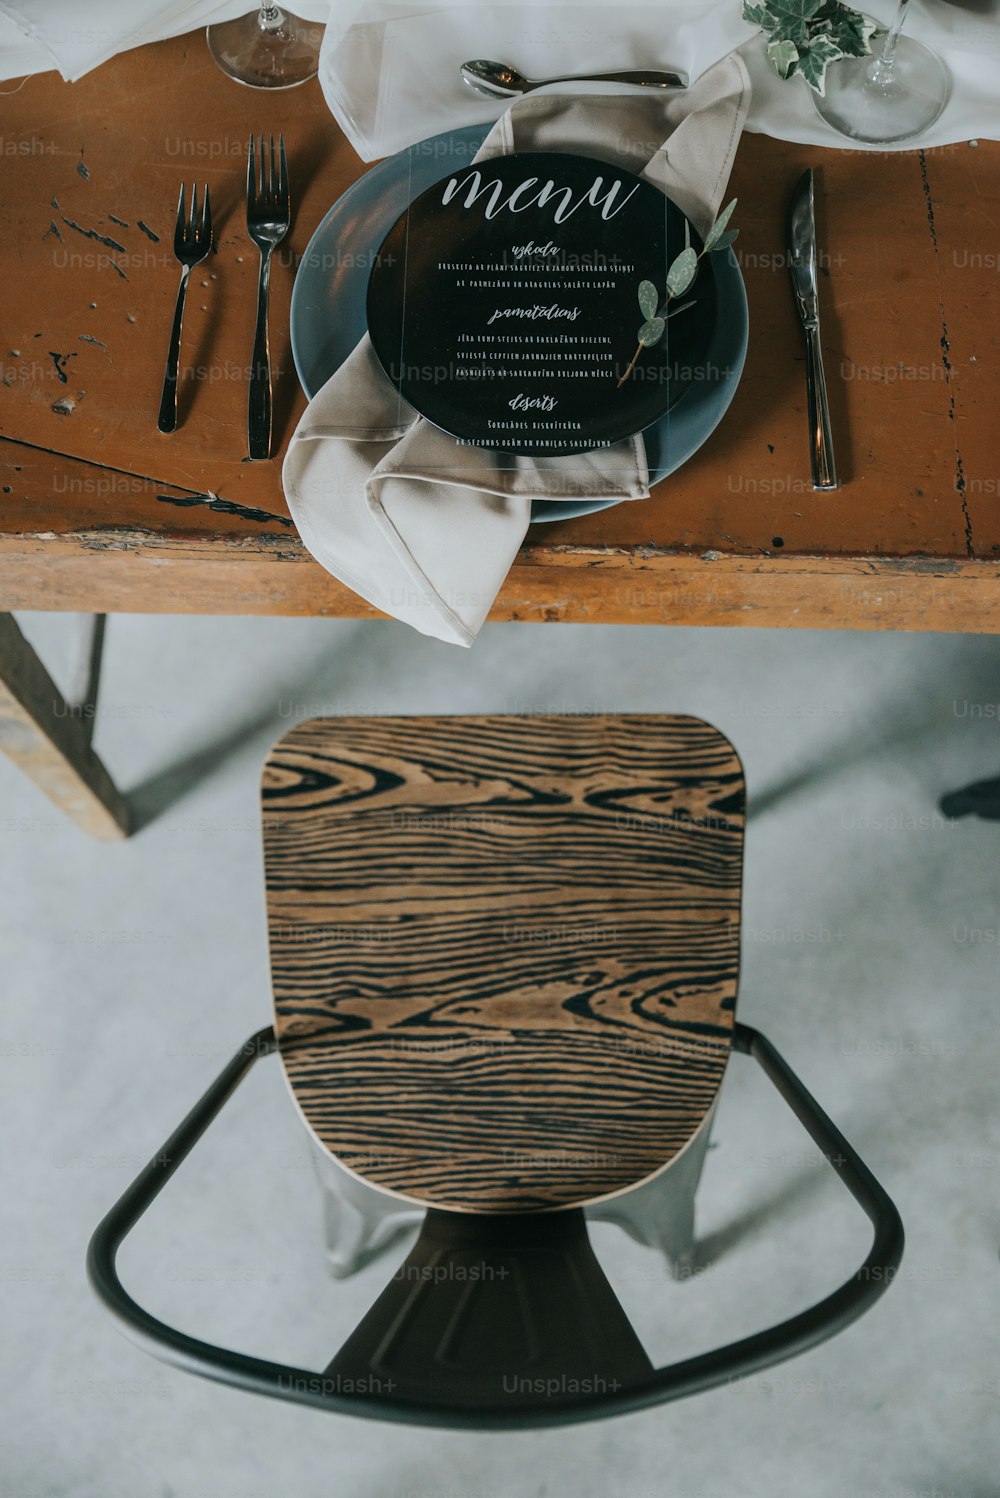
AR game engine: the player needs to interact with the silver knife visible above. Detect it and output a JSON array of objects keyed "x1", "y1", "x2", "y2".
[{"x1": 788, "y1": 169, "x2": 838, "y2": 492}]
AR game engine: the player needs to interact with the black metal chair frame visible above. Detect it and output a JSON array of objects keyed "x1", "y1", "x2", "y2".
[{"x1": 87, "y1": 1020, "x2": 904, "y2": 1430}]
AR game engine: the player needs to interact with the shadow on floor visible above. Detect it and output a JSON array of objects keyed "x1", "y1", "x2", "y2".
[
  {"x1": 749, "y1": 636, "x2": 1000, "y2": 823},
  {"x1": 124, "y1": 622, "x2": 372, "y2": 833}
]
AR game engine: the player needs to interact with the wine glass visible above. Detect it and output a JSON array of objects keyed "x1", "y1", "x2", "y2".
[
  {"x1": 812, "y1": 0, "x2": 951, "y2": 144},
  {"x1": 207, "y1": 4, "x2": 324, "y2": 90}
]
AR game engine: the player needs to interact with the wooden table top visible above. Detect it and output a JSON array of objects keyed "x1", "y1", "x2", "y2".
[
  {"x1": 1, "y1": 33, "x2": 998, "y2": 632},
  {"x1": 263, "y1": 714, "x2": 744, "y2": 1211}
]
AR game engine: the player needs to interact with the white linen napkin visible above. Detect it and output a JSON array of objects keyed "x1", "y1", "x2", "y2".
[
  {"x1": 318, "y1": 0, "x2": 1000, "y2": 162},
  {"x1": 0, "y1": 0, "x2": 339, "y2": 82},
  {"x1": 321, "y1": 0, "x2": 753, "y2": 162},
  {"x1": 282, "y1": 55, "x2": 750, "y2": 646}
]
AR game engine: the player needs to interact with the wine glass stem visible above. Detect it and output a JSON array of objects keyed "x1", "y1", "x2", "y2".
[
  {"x1": 259, "y1": 3, "x2": 286, "y2": 31},
  {"x1": 877, "y1": 0, "x2": 911, "y2": 74}
]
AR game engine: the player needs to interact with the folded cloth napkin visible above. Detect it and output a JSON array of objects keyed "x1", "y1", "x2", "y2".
[
  {"x1": 318, "y1": 0, "x2": 1000, "y2": 162},
  {"x1": 0, "y1": 0, "x2": 339, "y2": 82},
  {"x1": 282, "y1": 55, "x2": 750, "y2": 646},
  {"x1": 321, "y1": 0, "x2": 753, "y2": 162}
]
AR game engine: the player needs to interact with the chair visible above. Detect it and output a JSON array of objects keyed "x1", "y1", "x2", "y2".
[{"x1": 88, "y1": 714, "x2": 903, "y2": 1429}]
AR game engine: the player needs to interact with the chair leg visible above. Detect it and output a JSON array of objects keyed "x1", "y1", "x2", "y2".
[
  {"x1": 940, "y1": 774, "x2": 1000, "y2": 822},
  {"x1": 0, "y1": 612, "x2": 130, "y2": 840},
  {"x1": 309, "y1": 1138, "x2": 420, "y2": 1278},
  {"x1": 588, "y1": 1107, "x2": 716, "y2": 1276}
]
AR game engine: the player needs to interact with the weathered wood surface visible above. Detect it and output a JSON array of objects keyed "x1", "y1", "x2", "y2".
[
  {"x1": 263, "y1": 715, "x2": 744, "y2": 1212},
  {"x1": 1, "y1": 35, "x2": 998, "y2": 629}
]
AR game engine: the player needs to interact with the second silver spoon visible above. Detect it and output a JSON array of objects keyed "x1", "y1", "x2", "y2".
[{"x1": 461, "y1": 58, "x2": 689, "y2": 99}]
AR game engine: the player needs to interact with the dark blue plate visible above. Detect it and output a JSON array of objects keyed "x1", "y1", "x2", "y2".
[{"x1": 289, "y1": 124, "x2": 748, "y2": 523}]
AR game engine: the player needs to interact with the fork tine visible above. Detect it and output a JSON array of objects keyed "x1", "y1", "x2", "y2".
[
  {"x1": 176, "y1": 181, "x2": 186, "y2": 231},
  {"x1": 201, "y1": 184, "x2": 212, "y2": 245},
  {"x1": 247, "y1": 132, "x2": 256, "y2": 209},
  {"x1": 278, "y1": 134, "x2": 288, "y2": 209},
  {"x1": 260, "y1": 134, "x2": 266, "y2": 200},
  {"x1": 269, "y1": 133, "x2": 276, "y2": 202},
  {"x1": 189, "y1": 181, "x2": 198, "y2": 239}
]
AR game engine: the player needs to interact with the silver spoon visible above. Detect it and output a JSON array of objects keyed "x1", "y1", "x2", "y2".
[{"x1": 460, "y1": 58, "x2": 688, "y2": 99}]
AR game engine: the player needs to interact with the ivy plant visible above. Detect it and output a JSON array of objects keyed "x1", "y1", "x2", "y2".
[
  {"x1": 618, "y1": 200, "x2": 739, "y2": 388},
  {"x1": 743, "y1": 0, "x2": 879, "y2": 94}
]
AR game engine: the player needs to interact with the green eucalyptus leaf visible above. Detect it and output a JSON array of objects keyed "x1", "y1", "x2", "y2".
[
  {"x1": 767, "y1": 36, "x2": 800, "y2": 77},
  {"x1": 637, "y1": 316, "x2": 666, "y2": 348},
  {"x1": 711, "y1": 228, "x2": 740, "y2": 253},
  {"x1": 665, "y1": 246, "x2": 698, "y2": 297},
  {"x1": 795, "y1": 31, "x2": 844, "y2": 92},
  {"x1": 637, "y1": 279, "x2": 659, "y2": 319},
  {"x1": 684, "y1": 218, "x2": 691, "y2": 253},
  {"x1": 703, "y1": 198, "x2": 738, "y2": 253}
]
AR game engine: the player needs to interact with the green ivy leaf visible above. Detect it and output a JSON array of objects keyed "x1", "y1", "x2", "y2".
[
  {"x1": 755, "y1": 0, "x2": 823, "y2": 45},
  {"x1": 637, "y1": 317, "x2": 666, "y2": 348},
  {"x1": 703, "y1": 198, "x2": 738, "y2": 253},
  {"x1": 637, "y1": 280, "x2": 659, "y2": 319},
  {"x1": 742, "y1": 0, "x2": 779, "y2": 27},
  {"x1": 766, "y1": 0, "x2": 824, "y2": 24},
  {"x1": 767, "y1": 36, "x2": 800, "y2": 78},
  {"x1": 835, "y1": 8, "x2": 878, "y2": 57},
  {"x1": 756, "y1": 0, "x2": 875, "y2": 81},
  {"x1": 795, "y1": 32, "x2": 845, "y2": 92},
  {"x1": 665, "y1": 247, "x2": 698, "y2": 297}
]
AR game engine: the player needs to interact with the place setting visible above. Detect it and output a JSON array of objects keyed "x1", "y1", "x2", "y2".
[
  {"x1": 142, "y1": 14, "x2": 760, "y2": 641},
  {"x1": 281, "y1": 51, "x2": 756, "y2": 644},
  {"x1": 124, "y1": 0, "x2": 981, "y2": 646}
]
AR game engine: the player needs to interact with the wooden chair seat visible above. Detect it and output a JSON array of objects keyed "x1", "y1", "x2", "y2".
[{"x1": 262, "y1": 715, "x2": 745, "y2": 1213}]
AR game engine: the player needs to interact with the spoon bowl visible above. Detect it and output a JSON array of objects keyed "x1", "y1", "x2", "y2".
[{"x1": 461, "y1": 59, "x2": 526, "y2": 97}]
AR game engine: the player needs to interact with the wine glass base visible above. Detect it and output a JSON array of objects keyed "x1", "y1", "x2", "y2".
[
  {"x1": 813, "y1": 35, "x2": 950, "y2": 144},
  {"x1": 206, "y1": 9, "x2": 324, "y2": 90}
]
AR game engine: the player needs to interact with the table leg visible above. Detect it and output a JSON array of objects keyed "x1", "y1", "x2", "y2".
[{"x1": 0, "y1": 612, "x2": 130, "y2": 840}]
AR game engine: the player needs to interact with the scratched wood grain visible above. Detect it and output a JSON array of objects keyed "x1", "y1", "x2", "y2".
[
  {"x1": 263, "y1": 714, "x2": 744, "y2": 1211},
  {"x1": 1, "y1": 35, "x2": 998, "y2": 629}
]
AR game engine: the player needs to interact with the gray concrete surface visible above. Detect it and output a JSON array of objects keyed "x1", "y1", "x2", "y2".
[{"x1": 1, "y1": 613, "x2": 998, "y2": 1498}]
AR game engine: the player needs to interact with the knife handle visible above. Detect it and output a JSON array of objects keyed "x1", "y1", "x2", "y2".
[{"x1": 805, "y1": 322, "x2": 838, "y2": 491}]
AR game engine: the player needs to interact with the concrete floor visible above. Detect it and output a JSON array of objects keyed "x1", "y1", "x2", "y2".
[{"x1": 2, "y1": 613, "x2": 998, "y2": 1497}]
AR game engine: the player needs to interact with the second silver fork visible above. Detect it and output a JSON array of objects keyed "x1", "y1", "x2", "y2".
[{"x1": 246, "y1": 132, "x2": 290, "y2": 461}]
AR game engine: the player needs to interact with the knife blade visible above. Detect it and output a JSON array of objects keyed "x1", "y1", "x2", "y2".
[{"x1": 787, "y1": 168, "x2": 838, "y2": 491}]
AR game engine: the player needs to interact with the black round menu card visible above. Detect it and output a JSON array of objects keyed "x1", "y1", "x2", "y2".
[{"x1": 365, "y1": 151, "x2": 717, "y2": 459}]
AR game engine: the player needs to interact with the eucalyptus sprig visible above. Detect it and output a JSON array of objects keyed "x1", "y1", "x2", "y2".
[
  {"x1": 617, "y1": 200, "x2": 739, "y2": 388},
  {"x1": 744, "y1": 0, "x2": 878, "y2": 94}
]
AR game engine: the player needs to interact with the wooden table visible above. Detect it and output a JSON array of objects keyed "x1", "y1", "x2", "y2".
[{"x1": 1, "y1": 32, "x2": 998, "y2": 836}]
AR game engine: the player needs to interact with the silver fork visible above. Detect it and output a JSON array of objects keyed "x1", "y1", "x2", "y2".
[
  {"x1": 246, "y1": 132, "x2": 290, "y2": 461},
  {"x1": 157, "y1": 182, "x2": 213, "y2": 434}
]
